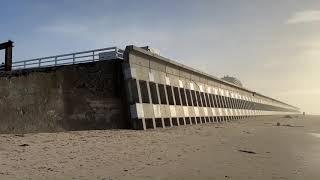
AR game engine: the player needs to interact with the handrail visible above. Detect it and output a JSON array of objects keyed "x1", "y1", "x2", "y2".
[{"x1": 11, "y1": 47, "x2": 124, "y2": 70}]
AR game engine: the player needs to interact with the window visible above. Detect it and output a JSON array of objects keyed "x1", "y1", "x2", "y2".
[
  {"x1": 166, "y1": 85, "x2": 175, "y2": 105},
  {"x1": 129, "y1": 79, "x2": 140, "y2": 104},
  {"x1": 155, "y1": 118, "x2": 162, "y2": 128},
  {"x1": 211, "y1": 94, "x2": 217, "y2": 108},
  {"x1": 230, "y1": 97, "x2": 234, "y2": 108},
  {"x1": 173, "y1": 87, "x2": 181, "y2": 105},
  {"x1": 226, "y1": 97, "x2": 230, "y2": 108},
  {"x1": 139, "y1": 80, "x2": 150, "y2": 103},
  {"x1": 234, "y1": 98, "x2": 237, "y2": 109},
  {"x1": 216, "y1": 95, "x2": 221, "y2": 108},
  {"x1": 249, "y1": 102, "x2": 253, "y2": 110},
  {"x1": 201, "y1": 92, "x2": 207, "y2": 107},
  {"x1": 191, "y1": 90, "x2": 198, "y2": 106},
  {"x1": 196, "y1": 91, "x2": 202, "y2": 107},
  {"x1": 226, "y1": 97, "x2": 231, "y2": 108},
  {"x1": 185, "y1": 117, "x2": 191, "y2": 124},
  {"x1": 164, "y1": 118, "x2": 171, "y2": 127},
  {"x1": 222, "y1": 96, "x2": 227, "y2": 108},
  {"x1": 179, "y1": 118, "x2": 185, "y2": 125},
  {"x1": 241, "y1": 100, "x2": 245, "y2": 109},
  {"x1": 246, "y1": 100, "x2": 249, "y2": 109},
  {"x1": 191, "y1": 117, "x2": 196, "y2": 124},
  {"x1": 196, "y1": 117, "x2": 201, "y2": 124},
  {"x1": 205, "y1": 93, "x2": 212, "y2": 107},
  {"x1": 149, "y1": 82, "x2": 159, "y2": 104},
  {"x1": 158, "y1": 84, "x2": 167, "y2": 104},
  {"x1": 217, "y1": 96, "x2": 223, "y2": 108},
  {"x1": 180, "y1": 88, "x2": 187, "y2": 106},
  {"x1": 252, "y1": 102, "x2": 256, "y2": 110},
  {"x1": 231, "y1": 98, "x2": 236, "y2": 109},
  {"x1": 145, "y1": 118, "x2": 154, "y2": 129},
  {"x1": 186, "y1": 89, "x2": 192, "y2": 106},
  {"x1": 229, "y1": 98, "x2": 233, "y2": 109},
  {"x1": 224, "y1": 97, "x2": 229, "y2": 108},
  {"x1": 238, "y1": 99, "x2": 242, "y2": 109},
  {"x1": 236, "y1": 99, "x2": 240, "y2": 109},
  {"x1": 221, "y1": 96, "x2": 226, "y2": 108},
  {"x1": 223, "y1": 97, "x2": 228, "y2": 108},
  {"x1": 172, "y1": 118, "x2": 178, "y2": 126}
]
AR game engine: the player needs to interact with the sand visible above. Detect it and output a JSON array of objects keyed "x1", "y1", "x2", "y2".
[{"x1": 0, "y1": 115, "x2": 319, "y2": 180}]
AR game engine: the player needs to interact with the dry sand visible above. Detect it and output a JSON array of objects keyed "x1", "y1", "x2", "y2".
[{"x1": 0, "y1": 115, "x2": 319, "y2": 180}]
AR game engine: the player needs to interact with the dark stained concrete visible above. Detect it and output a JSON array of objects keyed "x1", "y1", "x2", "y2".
[{"x1": 0, "y1": 60, "x2": 128, "y2": 134}]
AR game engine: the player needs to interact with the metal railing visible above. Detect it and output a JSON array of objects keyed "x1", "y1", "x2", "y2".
[{"x1": 11, "y1": 47, "x2": 124, "y2": 70}]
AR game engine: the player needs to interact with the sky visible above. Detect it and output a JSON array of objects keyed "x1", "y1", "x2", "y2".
[{"x1": 0, "y1": 0, "x2": 320, "y2": 114}]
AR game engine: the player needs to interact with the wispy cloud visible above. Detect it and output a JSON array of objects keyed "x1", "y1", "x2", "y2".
[{"x1": 286, "y1": 10, "x2": 320, "y2": 24}]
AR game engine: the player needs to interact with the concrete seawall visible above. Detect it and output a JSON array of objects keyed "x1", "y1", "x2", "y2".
[
  {"x1": 123, "y1": 46, "x2": 299, "y2": 130},
  {"x1": 0, "y1": 45, "x2": 300, "y2": 133},
  {"x1": 0, "y1": 60, "x2": 127, "y2": 134}
]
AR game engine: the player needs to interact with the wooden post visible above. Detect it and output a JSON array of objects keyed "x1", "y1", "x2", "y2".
[
  {"x1": 0, "y1": 40, "x2": 14, "y2": 71},
  {"x1": 5, "y1": 43, "x2": 12, "y2": 71}
]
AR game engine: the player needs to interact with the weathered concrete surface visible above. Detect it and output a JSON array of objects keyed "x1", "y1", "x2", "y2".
[{"x1": 0, "y1": 60, "x2": 127, "y2": 134}]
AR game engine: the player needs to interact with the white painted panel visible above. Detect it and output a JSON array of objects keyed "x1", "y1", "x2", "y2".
[
  {"x1": 235, "y1": 109, "x2": 238, "y2": 116},
  {"x1": 130, "y1": 103, "x2": 144, "y2": 118},
  {"x1": 220, "y1": 89, "x2": 225, "y2": 96},
  {"x1": 190, "y1": 83, "x2": 194, "y2": 90},
  {"x1": 225, "y1": 90, "x2": 230, "y2": 97},
  {"x1": 224, "y1": 109, "x2": 229, "y2": 116},
  {"x1": 218, "y1": 108, "x2": 222, "y2": 116},
  {"x1": 211, "y1": 108, "x2": 216, "y2": 116},
  {"x1": 204, "y1": 108, "x2": 208, "y2": 116},
  {"x1": 179, "y1": 80, "x2": 183, "y2": 88},
  {"x1": 131, "y1": 68, "x2": 137, "y2": 79},
  {"x1": 207, "y1": 87, "x2": 211, "y2": 93},
  {"x1": 229, "y1": 109, "x2": 233, "y2": 116},
  {"x1": 194, "y1": 107, "x2": 199, "y2": 117},
  {"x1": 214, "y1": 88, "x2": 218, "y2": 95},
  {"x1": 165, "y1": 76, "x2": 170, "y2": 85},
  {"x1": 149, "y1": 72, "x2": 154, "y2": 82},
  {"x1": 169, "y1": 105, "x2": 176, "y2": 117},
  {"x1": 183, "y1": 106, "x2": 189, "y2": 117},
  {"x1": 199, "y1": 85, "x2": 204, "y2": 92},
  {"x1": 153, "y1": 105, "x2": 161, "y2": 118}
]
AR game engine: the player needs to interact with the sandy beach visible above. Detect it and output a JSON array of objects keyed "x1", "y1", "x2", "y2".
[{"x1": 0, "y1": 115, "x2": 319, "y2": 180}]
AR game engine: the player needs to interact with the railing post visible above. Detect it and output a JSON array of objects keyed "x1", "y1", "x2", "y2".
[
  {"x1": 73, "y1": 54, "x2": 75, "y2": 64},
  {"x1": 115, "y1": 47, "x2": 118, "y2": 59},
  {"x1": 38, "y1": 59, "x2": 41, "y2": 67},
  {"x1": 92, "y1": 51, "x2": 95, "y2": 61},
  {"x1": 24, "y1": 61, "x2": 26, "y2": 68},
  {"x1": 55, "y1": 57, "x2": 58, "y2": 66}
]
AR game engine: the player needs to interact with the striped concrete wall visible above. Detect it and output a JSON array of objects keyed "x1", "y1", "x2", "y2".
[{"x1": 122, "y1": 46, "x2": 299, "y2": 130}]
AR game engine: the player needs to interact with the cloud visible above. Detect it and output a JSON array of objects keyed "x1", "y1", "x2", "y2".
[{"x1": 286, "y1": 10, "x2": 320, "y2": 24}]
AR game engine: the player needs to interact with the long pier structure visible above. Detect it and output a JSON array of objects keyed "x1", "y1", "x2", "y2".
[{"x1": 0, "y1": 45, "x2": 299, "y2": 133}]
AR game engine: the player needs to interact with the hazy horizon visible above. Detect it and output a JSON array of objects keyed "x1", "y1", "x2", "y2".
[{"x1": 1, "y1": 0, "x2": 319, "y2": 114}]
